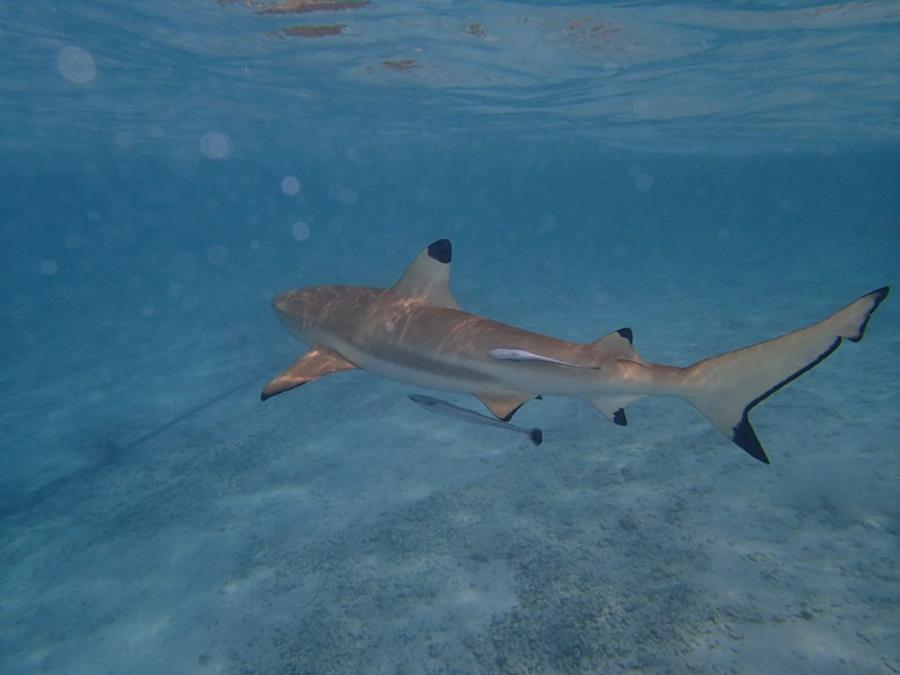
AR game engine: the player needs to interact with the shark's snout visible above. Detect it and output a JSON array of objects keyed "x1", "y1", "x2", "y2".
[
  {"x1": 273, "y1": 290, "x2": 296, "y2": 316},
  {"x1": 272, "y1": 289, "x2": 310, "y2": 337}
]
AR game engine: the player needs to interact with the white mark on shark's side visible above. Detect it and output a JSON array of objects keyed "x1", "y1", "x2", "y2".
[{"x1": 488, "y1": 348, "x2": 601, "y2": 369}]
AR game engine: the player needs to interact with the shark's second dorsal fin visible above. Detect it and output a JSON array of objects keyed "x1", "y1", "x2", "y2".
[
  {"x1": 586, "y1": 327, "x2": 638, "y2": 361},
  {"x1": 392, "y1": 239, "x2": 460, "y2": 309}
]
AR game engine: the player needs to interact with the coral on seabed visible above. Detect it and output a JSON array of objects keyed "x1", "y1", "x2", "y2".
[
  {"x1": 273, "y1": 24, "x2": 345, "y2": 38},
  {"x1": 382, "y1": 59, "x2": 416, "y2": 71}
]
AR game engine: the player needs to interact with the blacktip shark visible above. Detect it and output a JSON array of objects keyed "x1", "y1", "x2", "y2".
[{"x1": 263, "y1": 238, "x2": 888, "y2": 463}]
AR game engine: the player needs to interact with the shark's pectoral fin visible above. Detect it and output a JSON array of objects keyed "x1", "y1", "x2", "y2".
[
  {"x1": 261, "y1": 347, "x2": 357, "y2": 401},
  {"x1": 392, "y1": 239, "x2": 460, "y2": 309},
  {"x1": 476, "y1": 392, "x2": 539, "y2": 422},
  {"x1": 589, "y1": 395, "x2": 643, "y2": 426}
]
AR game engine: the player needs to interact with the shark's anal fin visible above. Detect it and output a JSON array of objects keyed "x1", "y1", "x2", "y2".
[
  {"x1": 589, "y1": 395, "x2": 643, "y2": 426},
  {"x1": 392, "y1": 238, "x2": 460, "y2": 309},
  {"x1": 476, "y1": 392, "x2": 539, "y2": 422},
  {"x1": 261, "y1": 347, "x2": 356, "y2": 401}
]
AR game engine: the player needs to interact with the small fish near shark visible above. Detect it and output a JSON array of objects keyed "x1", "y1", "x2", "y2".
[
  {"x1": 408, "y1": 394, "x2": 543, "y2": 446},
  {"x1": 262, "y1": 238, "x2": 888, "y2": 463}
]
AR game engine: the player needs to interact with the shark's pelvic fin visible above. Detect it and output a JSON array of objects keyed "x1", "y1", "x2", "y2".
[
  {"x1": 590, "y1": 394, "x2": 643, "y2": 426},
  {"x1": 683, "y1": 286, "x2": 889, "y2": 463},
  {"x1": 476, "y1": 392, "x2": 539, "y2": 422},
  {"x1": 261, "y1": 347, "x2": 357, "y2": 401},
  {"x1": 392, "y1": 238, "x2": 460, "y2": 309}
]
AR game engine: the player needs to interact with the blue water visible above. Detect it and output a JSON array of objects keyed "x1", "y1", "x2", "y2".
[{"x1": 2, "y1": 1, "x2": 899, "y2": 673}]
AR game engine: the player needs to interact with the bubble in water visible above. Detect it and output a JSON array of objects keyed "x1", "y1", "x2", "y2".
[
  {"x1": 329, "y1": 183, "x2": 358, "y2": 206},
  {"x1": 635, "y1": 173, "x2": 654, "y2": 192},
  {"x1": 200, "y1": 131, "x2": 231, "y2": 160},
  {"x1": 40, "y1": 260, "x2": 58, "y2": 275},
  {"x1": 539, "y1": 213, "x2": 557, "y2": 233},
  {"x1": 206, "y1": 244, "x2": 229, "y2": 265},
  {"x1": 281, "y1": 176, "x2": 300, "y2": 195},
  {"x1": 338, "y1": 187, "x2": 358, "y2": 206},
  {"x1": 292, "y1": 221, "x2": 310, "y2": 241},
  {"x1": 115, "y1": 130, "x2": 134, "y2": 151},
  {"x1": 57, "y1": 46, "x2": 96, "y2": 84}
]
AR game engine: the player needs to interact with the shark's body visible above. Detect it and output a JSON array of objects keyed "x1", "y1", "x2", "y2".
[{"x1": 263, "y1": 239, "x2": 888, "y2": 463}]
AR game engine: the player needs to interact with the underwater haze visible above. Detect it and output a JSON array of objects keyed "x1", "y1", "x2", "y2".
[{"x1": 2, "y1": 1, "x2": 899, "y2": 673}]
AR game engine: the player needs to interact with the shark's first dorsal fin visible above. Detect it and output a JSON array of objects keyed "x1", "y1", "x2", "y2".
[
  {"x1": 587, "y1": 327, "x2": 638, "y2": 361},
  {"x1": 261, "y1": 347, "x2": 356, "y2": 401},
  {"x1": 392, "y1": 239, "x2": 460, "y2": 310}
]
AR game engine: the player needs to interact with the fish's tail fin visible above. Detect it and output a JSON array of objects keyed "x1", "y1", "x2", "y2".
[
  {"x1": 529, "y1": 428, "x2": 543, "y2": 446},
  {"x1": 681, "y1": 287, "x2": 888, "y2": 463}
]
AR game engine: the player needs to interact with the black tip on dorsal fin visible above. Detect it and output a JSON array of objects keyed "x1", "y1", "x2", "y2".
[
  {"x1": 733, "y1": 413, "x2": 770, "y2": 464},
  {"x1": 613, "y1": 408, "x2": 627, "y2": 426},
  {"x1": 427, "y1": 239, "x2": 452, "y2": 264},
  {"x1": 530, "y1": 428, "x2": 543, "y2": 446},
  {"x1": 616, "y1": 327, "x2": 633, "y2": 345}
]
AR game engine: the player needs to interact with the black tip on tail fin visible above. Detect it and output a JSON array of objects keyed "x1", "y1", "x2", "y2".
[
  {"x1": 732, "y1": 414, "x2": 770, "y2": 463},
  {"x1": 848, "y1": 286, "x2": 889, "y2": 343},
  {"x1": 613, "y1": 408, "x2": 627, "y2": 426},
  {"x1": 530, "y1": 428, "x2": 543, "y2": 446}
]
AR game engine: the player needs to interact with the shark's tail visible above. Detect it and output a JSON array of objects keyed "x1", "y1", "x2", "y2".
[{"x1": 680, "y1": 287, "x2": 888, "y2": 463}]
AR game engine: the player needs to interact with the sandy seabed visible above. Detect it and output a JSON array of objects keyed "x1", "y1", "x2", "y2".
[{"x1": 1, "y1": 278, "x2": 898, "y2": 675}]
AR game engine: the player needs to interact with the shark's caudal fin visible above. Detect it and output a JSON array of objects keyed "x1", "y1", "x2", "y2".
[{"x1": 682, "y1": 287, "x2": 889, "y2": 463}]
